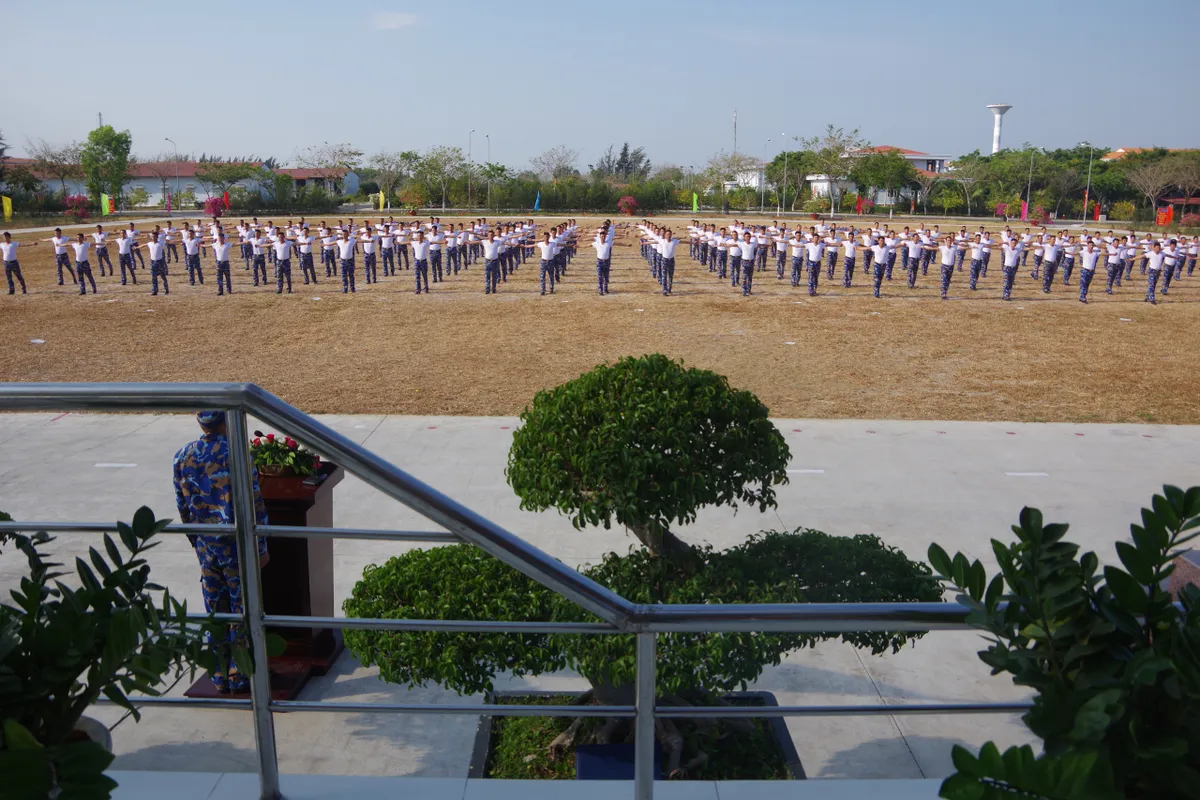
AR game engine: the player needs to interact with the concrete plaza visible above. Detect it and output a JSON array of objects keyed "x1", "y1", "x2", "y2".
[{"x1": 2, "y1": 412, "x2": 1198, "y2": 782}]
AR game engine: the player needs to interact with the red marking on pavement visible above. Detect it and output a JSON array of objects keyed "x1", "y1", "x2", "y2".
[
  {"x1": 792, "y1": 428, "x2": 802, "y2": 432},
  {"x1": 500, "y1": 426, "x2": 510, "y2": 430},
  {"x1": 1143, "y1": 435, "x2": 1154, "y2": 438},
  {"x1": 1006, "y1": 432, "x2": 1016, "y2": 435},
  {"x1": 1075, "y1": 433, "x2": 1085, "y2": 436},
  {"x1": 427, "y1": 426, "x2": 437, "y2": 430},
  {"x1": 49, "y1": 413, "x2": 69, "y2": 422}
]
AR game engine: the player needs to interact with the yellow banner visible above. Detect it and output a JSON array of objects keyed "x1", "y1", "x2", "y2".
[
  {"x1": 379, "y1": 190, "x2": 385, "y2": 211},
  {"x1": 100, "y1": 193, "x2": 111, "y2": 216},
  {"x1": 1, "y1": 195, "x2": 11, "y2": 222}
]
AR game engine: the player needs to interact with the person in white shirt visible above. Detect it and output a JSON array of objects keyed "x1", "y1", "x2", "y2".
[
  {"x1": 90, "y1": 225, "x2": 114, "y2": 277},
  {"x1": 1077, "y1": 242, "x2": 1100, "y2": 303},
  {"x1": 1104, "y1": 238, "x2": 1124, "y2": 295},
  {"x1": 1159, "y1": 240, "x2": 1180, "y2": 297},
  {"x1": 1040, "y1": 240, "x2": 1061, "y2": 293},
  {"x1": 737, "y1": 232, "x2": 757, "y2": 296},
  {"x1": 182, "y1": 231, "x2": 205, "y2": 286},
  {"x1": 125, "y1": 222, "x2": 146, "y2": 269},
  {"x1": 904, "y1": 238, "x2": 925, "y2": 290},
  {"x1": 1186, "y1": 236, "x2": 1198, "y2": 277},
  {"x1": 479, "y1": 231, "x2": 504, "y2": 294},
  {"x1": 379, "y1": 226, "x2": 396, "y2": 276},
  {"x1": 145, "y1": 231, "x2": 169, "y2": 295},
  {"x1": 427, "y1": 228, "x2": 445, "y2": 284},
  {"x1": 1, "y1": 232, "x2": 32, "y2": 294},
  {"x1": 935, "y1": 237, "x2": 960, "y2": 300},
  {"x1": 869, "y1": 237, "x2": 889, "y2": 298},
  {"x1": 114, "y1": 230, "x2": 138, "y2": 285},
  {"x1": 211, "y1": 231, "x2": 235, "y2": 295},
  {"x1": 967, "y1": 235, "x2": 986, "y2": 291},
  {"x1": 803, "y1": 237, "x2": 825, "y2": 296},
  {"x1": 333, "y1": 230, "x2": 357, "y2": 293},
  {"x1": 659, "y1": 229, "x2": 680, "y2": 296},
  {"x1": 1000, "y1": 239, "x2": 1023, "y2": 301},
  {"x1": 1144, "y1": 242, "x2": 1167, "y2": 305},
  {"x1": 295, "y1": 228, "x2": 317, "y2": 285},
  {"x1": 839, "y1": 233, "x2": 857, "y2": 288},
  {"x1": 534, "y1": 232, "x2": 557, "y2": 295},
  {"x1": 272, "y1": 234, "x2": 294, "y2": 294},
  {"x1": 43, "y1": 228, "x2": 77, "y2": 285},
  {"x1": 68, "y1": 234, "x2": 97, "y2": 295},
  {"x1": 409, "y1": 230, "x2": 432, "y2": 293},
  {"x1": 592, "y1": 224, "x2": 615, "y2": 295}
]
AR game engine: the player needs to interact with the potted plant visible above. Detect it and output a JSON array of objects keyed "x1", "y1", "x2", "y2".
[
  {"x1": 250, "y1": 431, "x2": 336, "y2": 502},
  {"x1": 344, "y1": 355, "x2": 941, "y2": 780},
  {"x1": 0, "y1": 507, "x2": 223, "y2": 799},
  {"x1": 929, "y1": 485, "x2": 1200, "y2": 800}
]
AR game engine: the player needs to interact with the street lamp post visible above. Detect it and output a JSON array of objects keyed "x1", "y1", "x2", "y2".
[
  {"x1": 468, "y1": 130, "x2": 475, "y2": 210},
  {"x1": 780, "y1": 133, "x2": 787, "y2": 215},
  {"x1": 164, "y1": 137, "x2": 179, "y2": 214},
  {"x1": 761, "y1": 138, "x2": 770, "y2": 211},
  {"x1": 1081, "y1": 142, "x2": 1094, "y2": 221},
  {"x1": 485, "y1": 134, "x2": 491, "y2": 210}
]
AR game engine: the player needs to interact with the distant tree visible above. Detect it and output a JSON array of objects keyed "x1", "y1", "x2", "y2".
[
  {"x1": 0, "y1": 130, "x2": 7, "y2": 186},
  {"x1": 141, "y1": 154, "x2": 182, "y2": 202},
  {"x1": 295, "y1": 142, "x2": 363, "y2": 193},
  {"x1": 799, "y1": 126, "x2": 868, "y2": 216},
  {"x1": 848, "y1": 150, "x2": 916, "y2": 207},
  {"x1": 368, "y1": 150, "x2": 419, "y2": 207},
  {"x1": 27, "y1": 138, "x2": 84, "y2": 195},
  {"x1": 651, "y1": 164, "x2": 684, "y2": 183},
  {"x1": 702, "y1": 150, "x2": 760, "y2": 209},
  {"x1": 195, "y1": 161, "x2": 258, "y2": 198},
  {"x1": 1043, "y1": 165, "x2": 1082, "y2": 217},
  {"x1": 416, "y1": 146, "x2": 466, "y2": 209},
  {"x1": 763, "y1": 150, "x2": 815, "y2": 211},
  {"x1": 531, "y1": 145, "x2": 580, "y2": 182},
  {"x1": 912, "y1": 170, "x2": 941, "y2": 214},
  {"x1": 1124, "y1": 159, "x2": 1178, "y2": 211},
  {"x1": 80, "y1": 126, "x2": 132, "y2": 201},
  {"x1": 1170, "y1": 154, "x2": 1200, "y2": 210}
]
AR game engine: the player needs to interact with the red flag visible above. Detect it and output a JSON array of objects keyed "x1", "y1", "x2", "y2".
[
  {"x1": 1093, "y1": 201, "x2": 1101, "y2": 221},
  {"x1": 223, "y1": 191, "x2": 230, "y2": 210},
  {"x1": 1081, "y1": 189, "x2": 1089, "y2": 221},
  {"x1": 855, "y1": 194, "x2": 863, "y2": 214}
]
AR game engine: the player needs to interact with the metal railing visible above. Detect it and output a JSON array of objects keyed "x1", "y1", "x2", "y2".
[{"x1": 0, "y1": 383, "x2": 1031, "y2": 800}]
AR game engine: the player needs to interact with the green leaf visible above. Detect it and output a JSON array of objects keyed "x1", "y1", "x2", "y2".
[
  {"x1": 1115, "y1": 541, "x2": 1154, "y2": 584},
  {"x1": 939, "y1": 772, "x2": 986, "y2": 800},
  {"x1": 3, "y1": 719, "x2": 44, "y2": 751},
  {"x1": 1104, "y1": 566, "x2": 1148, "y2": 612},
  {"x1": 928, "y1": 543, "x2": 953, "y2": 579}
]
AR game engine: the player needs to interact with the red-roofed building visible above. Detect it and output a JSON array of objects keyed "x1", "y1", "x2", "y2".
[{"x1": 1101, "y1": 148, "x2": 1199, "y2": 161}]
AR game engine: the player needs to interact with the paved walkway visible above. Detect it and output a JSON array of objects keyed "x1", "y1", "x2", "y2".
[{"x1": 2, "y1": 414, "x2": 1197, "y2": 780}]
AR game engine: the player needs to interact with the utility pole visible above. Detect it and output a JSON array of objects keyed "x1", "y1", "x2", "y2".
[
  {"x1": 1081, "y1": 142, "x2": 1094, "y2": 221},
  {"x1": 780, "y1": 133, "x2": 787, "y2": 215},
  {"x1": 468, "y1": 129, "x2": 475, "y2": 210},
  {"x1": 733, "y1": 110, "x2": 737, "y2": 155},
  {"x1": 1025, "y1": 151, "x2": 1035, "y2": 218},
  {"x1": 98, "y1": 112, "x2": 102, "y2": 128}
]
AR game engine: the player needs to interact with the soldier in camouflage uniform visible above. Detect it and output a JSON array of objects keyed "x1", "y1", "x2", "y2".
[{"x1": 173, "y1": 410, "x2": 269, "y2": 694}]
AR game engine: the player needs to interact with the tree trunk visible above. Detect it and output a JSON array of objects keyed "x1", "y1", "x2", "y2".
[{"x1": 626, "y1": 521, "x2": 695, "y2": 562}]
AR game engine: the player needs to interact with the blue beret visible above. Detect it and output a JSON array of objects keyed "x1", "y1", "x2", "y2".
[{"x1": 197, "y1": 410, "x2": 227, "y2": 427}]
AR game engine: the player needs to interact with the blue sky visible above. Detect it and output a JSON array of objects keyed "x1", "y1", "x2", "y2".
[{"x1": 6, "y1": 0, "x2": 1198, "y2": 171}]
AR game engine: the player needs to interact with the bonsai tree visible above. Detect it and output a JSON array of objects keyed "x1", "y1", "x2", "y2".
[
  {"x1": 0, "y1": 508, "x2": 223, "y2": 799},
  {"x1": 929, "y1": 485, "x2": 1200, "y2": 800},
  {"x1": 345, "y1": 355, "x2": 941, "y2": 777}
]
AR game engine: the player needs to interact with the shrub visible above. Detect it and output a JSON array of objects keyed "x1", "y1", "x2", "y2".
[
  {"x1": 802, "y1": 197, "x2": 830, "y2": 213},
  {"x1": 226, "y1": 186, "x2": 263, "y2": 213},
  {"x1": 202, "y1": 196, "x2": 225, "y2": 218},
  {"x1": 617, "y1": 195, "x2": 638, "y2": 215},
  {"x1": 64, "y1": 194, "x2": 90, "y2": 222},
  {"x1": 398, "y1": 185, "x2": 426, "y2": 209},
  {"x1": 128, "y1": 187, "x2": 150, "y2": 208},
  {"x1": 1180, "y1": 213, "x2": 1200, "y2": 227},
  {"x1": 1109, "y1": 200, "x2": 1136, "y2": 221},
  {"x1": 930, "y1": 486, "x2": 1200, "y2": 800}
]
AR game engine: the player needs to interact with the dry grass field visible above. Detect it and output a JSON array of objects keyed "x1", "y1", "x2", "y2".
[{"x1": 1, "y1": 214, "x2": 1196, "y2": 423}]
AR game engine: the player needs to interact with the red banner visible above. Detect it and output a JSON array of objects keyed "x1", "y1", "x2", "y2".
[
  {"x1": 1093, "y1": 201, "x2": 1101, "y2": 221},
  {"x1": 223, "y1": 191, "x2": 230, "y2": 210},
  {"x1": 1020, "y1": 201, "x2": 1029, "y2": 221},
  {"x1": 1156, "y1": 207, "x2": 1171, "y2": 226},
  {"x1": 855, "y1": 194, "x2": 863, "y2": 214}
]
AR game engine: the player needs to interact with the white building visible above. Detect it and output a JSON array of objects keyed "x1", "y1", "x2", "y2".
[
  {"x1": 808, "y1": 146, "x2": 950, "y2": 207},
  {"x1": 2, "y1": 158, "x2": 359, "y2": 207}
]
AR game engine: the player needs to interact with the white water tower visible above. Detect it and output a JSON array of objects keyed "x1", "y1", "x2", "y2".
[{"x1": 987, "y1": 104, "x2": 1012, "y2": 154}]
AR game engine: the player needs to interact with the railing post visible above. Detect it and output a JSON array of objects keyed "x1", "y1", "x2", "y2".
[
  {"x1": 227, "y1": 408, "x2": 282, "y2": 800},
  {"x1": 634, "y1": 632, "x2": 656, "y2": 800}
]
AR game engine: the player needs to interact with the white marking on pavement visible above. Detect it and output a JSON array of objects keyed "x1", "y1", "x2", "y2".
[
  {"x1": 29, "y1": 339, "x2": 45, "y2": 344},
  {"x1": 94, "y1": 463, "x2": 138, "y2": 469},
  {"x1": 1005, "y1": 472, "x2": 1049, "y2": 477},
  {"x1": 787, "y1": 469, "x2": 826, "y2": 474}
]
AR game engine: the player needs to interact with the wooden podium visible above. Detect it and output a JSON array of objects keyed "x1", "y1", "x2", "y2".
[{"x1": 184, "y1": 463, "x2": 344, "y2": 700}]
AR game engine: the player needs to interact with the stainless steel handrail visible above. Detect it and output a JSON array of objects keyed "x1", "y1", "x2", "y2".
[{"x1": 0, "y1": 383, "x2": 1017, "y2": 800}]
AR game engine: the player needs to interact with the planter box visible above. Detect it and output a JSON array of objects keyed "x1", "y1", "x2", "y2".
[{"x1": 468, "y1": 689, "x2": 805, "y2": 781}]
